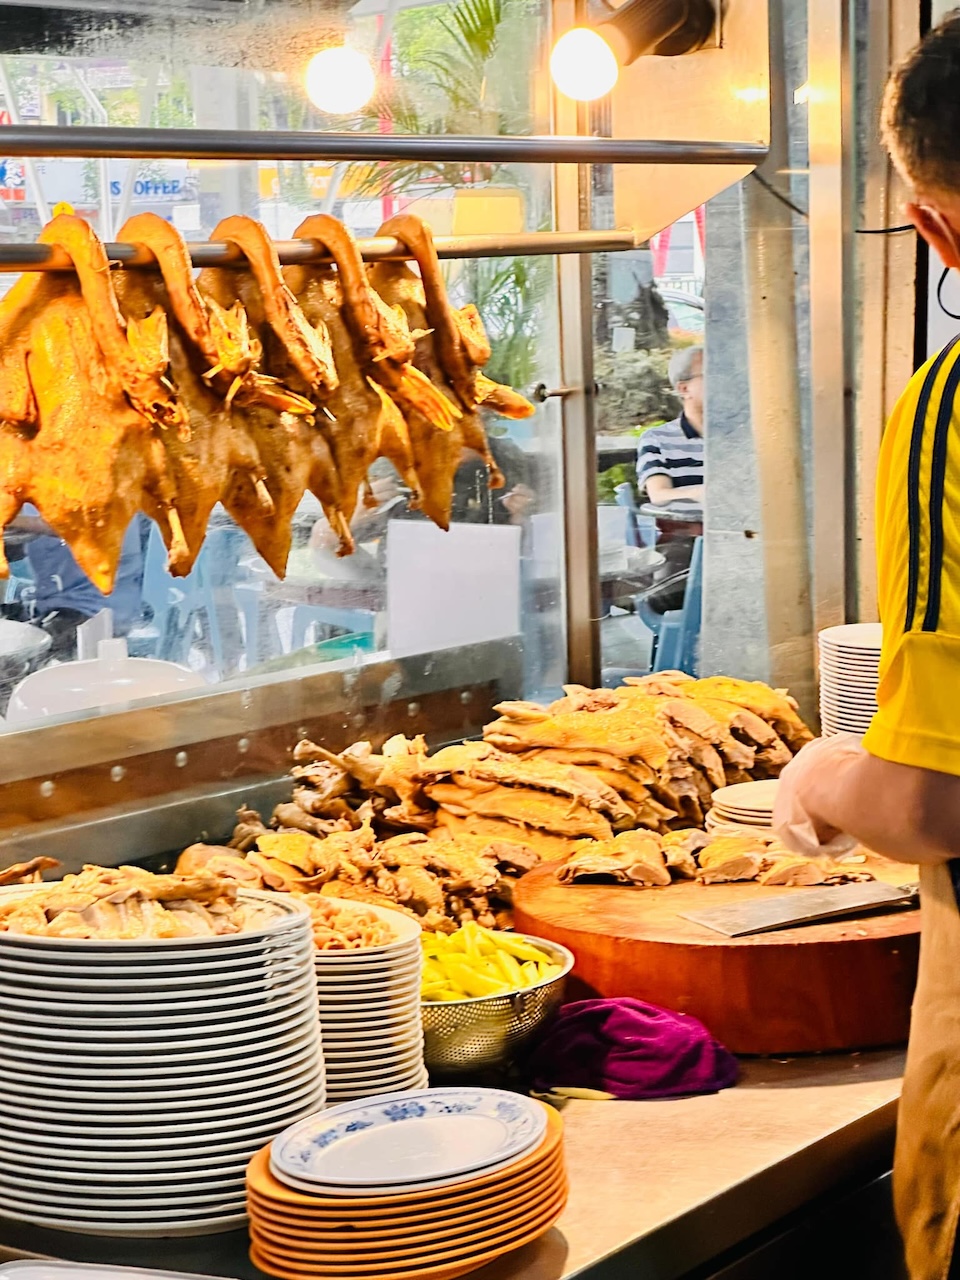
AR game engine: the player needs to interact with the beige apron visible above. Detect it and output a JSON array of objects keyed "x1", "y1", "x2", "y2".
[{"x1": 896, "y1": 861, "x2": 960, "y2": 1279}]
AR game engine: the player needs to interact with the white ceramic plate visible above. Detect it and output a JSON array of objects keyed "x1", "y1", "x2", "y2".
[
  {"x1": 0, "y1": 889, "x2": 306, "y2": 949},
  {"x1": 818, "y1": 622, "x2": 883, "y2": 647},
  {"x1": 0, "y1": 999, "x2": 320, "y2": 1045},
  {"x1": 0, "y1": 940, "x2": 316, "y2": 980},
  {"x1": 0, "y1": 1174, "x2": 249, "y2": 1210},
  {"x1": 0, "y1": 1066, "x2": 323, "y2": 1121},
  {"x1": 0, "y1": 1026, "x2": 321, "y2": 1077},
  {"x1": 0, "y1": 1085, "x2": 325, "y2": 1136},
  {"x1": 322, "y1": 1065, "x2": 424, "y2": 1090},
  {"x1": 0, "y1": 983, "x2": 317, "y2": 1023},
  {"x1": 323, "y1": 1039, "x2": 424, "y2": 1059},
  {"x1": 710, "y1": 781, "x2": 778, "y2": 808},
  {"x1": 272, "y1": 1088, "x2": 545, "y2": 1189},
  {"x1": 0, "y1": 1192, "x2": 248, "y2": 1237},
  {"x1": 0, "y1": 1130, "x2": 270, "y2": 1170}
]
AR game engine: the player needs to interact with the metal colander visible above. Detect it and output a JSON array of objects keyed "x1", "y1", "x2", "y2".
[{"x1": 421, "y1": 934, "x2": 574, "y2": 1074}]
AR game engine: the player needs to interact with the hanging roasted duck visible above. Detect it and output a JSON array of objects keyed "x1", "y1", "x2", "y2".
[
  {"x1": 284, "y1": 214, "x2": 430, "y2": 525},
  {"x1": 196, "y1": 216, "x2": 350, "y2": 572},
  {"x1": 115, "y1": 213, "x2": 324, "y2": 575},
  {"x1": 0, "y1": 214, "x2": 190, "y2": 589},
  {"x1": 375, "y1": 213, "x2": 536, "y2": 420}
]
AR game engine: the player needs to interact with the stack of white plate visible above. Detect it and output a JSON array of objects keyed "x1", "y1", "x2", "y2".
[
  {"x1": 315, "y1": 898, "x2": 426, "y2": 1103},
  {"x1": 706, "y1": 780, "x2": 777, "y2": 836},
  {"x1": 0, "y1": 887, "x2": 325, "y2": 1238},
  {"x1": 819, "y1": 622, "x2": 882, "y2": 736}
]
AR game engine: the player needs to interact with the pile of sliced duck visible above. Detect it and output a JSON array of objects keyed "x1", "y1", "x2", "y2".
[
  {"x1": 171, "y1": 672, "x2": 815, "y2": 929},
  {"x1": 484, "y1": 671, "x2": 814, "y2": 833},
  {"x1": 0, "y1": 211, "x2": 533, "y2": 589}
]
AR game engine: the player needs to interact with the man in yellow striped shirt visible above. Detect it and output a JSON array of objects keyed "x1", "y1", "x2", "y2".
[{"x1": 774, "y1": 14, "x2": 960, "y2": 1279}]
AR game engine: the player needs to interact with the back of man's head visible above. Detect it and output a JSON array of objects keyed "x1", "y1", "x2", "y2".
[{"x1": 883, "y1": 10, "x2": 960, "y2": 193}]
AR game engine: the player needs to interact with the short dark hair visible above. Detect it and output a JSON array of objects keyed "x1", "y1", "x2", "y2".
[{"x1": 882, "y1": 9, "x2": 960, "y2": 191}]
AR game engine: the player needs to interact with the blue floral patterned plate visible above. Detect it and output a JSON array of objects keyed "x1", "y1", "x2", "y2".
[{"x1": 270, "y1": 1088, "x2": 546, "y2": 1188}]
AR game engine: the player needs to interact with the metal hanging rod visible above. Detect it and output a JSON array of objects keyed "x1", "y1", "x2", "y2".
[
  {"x1": 0, "y1": 124, "x2": 768, "y2": 166},
  {"x1": 0, "y1": 229, "x2": 640, "y2": 273}
]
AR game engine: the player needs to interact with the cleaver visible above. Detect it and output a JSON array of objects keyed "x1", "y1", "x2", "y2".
[{"x1": 680, "y1": 881, "x2": 920, "y2": 938}]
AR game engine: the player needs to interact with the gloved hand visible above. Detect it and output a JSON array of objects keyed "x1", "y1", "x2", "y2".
[{"x1": 773, "y1": 734, "x2": 865, "y2": 858}]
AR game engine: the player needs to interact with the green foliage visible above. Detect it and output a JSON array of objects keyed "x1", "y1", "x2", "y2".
[
  {"x1": 594, "y1": 348, "x2": 680, "y2": 437},
  {"x1": 463, "y1": 250, "x2": 551, "y2": 389},
  {"x1": 597, "y1": 462, "x2": 639, "y2": 505},
  {"x1": 348, "y1": 0, "x2": 542, "y2": 201}
]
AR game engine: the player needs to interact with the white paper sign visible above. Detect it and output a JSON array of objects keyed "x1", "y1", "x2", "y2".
[{"x1": 386, "y1": 521, "x2": 522, "y2": 657}]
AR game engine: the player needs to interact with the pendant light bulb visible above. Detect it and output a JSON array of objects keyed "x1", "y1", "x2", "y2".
[
  {"x1": 549, "y1": 27, "x2": 620, "y2": 102},
  {"x1": 305, "y1": 45, "x2": 376, "y2": 115}
]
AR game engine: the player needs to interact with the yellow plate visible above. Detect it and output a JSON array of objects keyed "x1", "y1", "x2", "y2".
[
  {"x1": 249, "y1": 1188, "x2": 567, "y2": 1278},
  {"x1": 249, "y1": 1173, "x2": 567, "y2": 1255},
  {"x1": 244, "y1": 1152, "x2": 568, "y2": 1228}
]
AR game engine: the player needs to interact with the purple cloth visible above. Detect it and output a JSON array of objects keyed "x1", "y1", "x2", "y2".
[{"x1": 527, "y1": 998, "x2": 739, "y2": 1100}]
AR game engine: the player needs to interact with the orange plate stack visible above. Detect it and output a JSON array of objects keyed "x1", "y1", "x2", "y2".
[{"x1": 246, "y1": 1105, "x2": 567, "y2": 1280}]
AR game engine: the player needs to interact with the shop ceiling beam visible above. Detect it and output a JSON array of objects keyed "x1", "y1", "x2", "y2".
[
  {"x1": 0, "y1": 229, "x2": 641, "y2": 272},
  {"x1": 0, "y1": 124, "x2": 768, "y2": 166}
]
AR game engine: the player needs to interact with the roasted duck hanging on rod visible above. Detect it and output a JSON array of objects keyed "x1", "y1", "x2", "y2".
[{"x1": 0, "y1": 213, "x2": 535, "y2": 590}]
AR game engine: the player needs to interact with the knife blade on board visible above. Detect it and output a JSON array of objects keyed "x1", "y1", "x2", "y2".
[{"x1": 679, "y1": 880, "x2": 920, "y2": 938}]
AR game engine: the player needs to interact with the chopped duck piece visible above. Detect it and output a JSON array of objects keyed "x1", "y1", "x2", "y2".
[
  {"x1": 425, "y1": 782, "x2": 614, "y2": 841},
  {"x1": 410, "y1": 742, "x2": 633, "y2": 823},
  {"x1": 557, "y1": 831, "x2": 671, "y2": 887},
  {"x1": 0, "y1": 857, "x2": 60, "y2": 886},
  {"x1": 697, "y1": 838, "x2": 768, "y2": 884},
  {"x1": 661, "y1": 829, "x2": 710, "y2": 880},
  {"x1": 430, "y1": 811, "x2": 579, "y2": 862},
  {"x1": 175, "y1": 845, "x2": 263, "y2": 886},
  {"x1": 688, "y1": 676, "x2": 814, "y2": 751},
  {"x1": 758, "y1": 857, "x2": 828, "y2": 887},
  {"x1": 272, "y1": 804, "x2": 349, "y2": 839},
  {"x1": 230, "y1": 806, "x2": 270, "y2": 852},
  {"x1": 484, "y1": 707, "x2": 673, "y2": 770}
]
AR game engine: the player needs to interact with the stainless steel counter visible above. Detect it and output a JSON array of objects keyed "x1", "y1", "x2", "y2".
[{"x1": 0, "y1": 1049, "x2": 905, "y2": 1280}]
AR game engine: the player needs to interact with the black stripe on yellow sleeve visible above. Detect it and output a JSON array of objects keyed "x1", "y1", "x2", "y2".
[
  {"x1": 925, "y1": 351, "x2": 960, "y2": 631},
  {"x1": 906, "y1": 335, "x2": 960, "y2": 632}
]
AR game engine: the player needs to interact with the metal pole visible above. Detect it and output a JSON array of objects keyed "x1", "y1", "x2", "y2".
[
  {"x1": 115, "y1": 64, "x2": 162, "y2": 232},
  {"x1": 0, "y1": 124, "x2": 768, "y2": 166},
  {"x1": 554, "y1": 0, "x2": 602, "y2": 688},
  {"x1": 0, "y1": 227, "x2": 639, "y2": 273},
  {"x1": 807, "y1": 0, "x2": 851, "y2": 632},
  {"x1": 0, "y1": 60, "x2": 50, "y2": 225}
]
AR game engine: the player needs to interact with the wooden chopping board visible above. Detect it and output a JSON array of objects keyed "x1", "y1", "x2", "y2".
[{"x1": 514, "y1": 860, "x2": 920, "y2": 1055}]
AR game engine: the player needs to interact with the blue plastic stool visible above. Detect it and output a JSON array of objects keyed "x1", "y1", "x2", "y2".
[{"x1": 635, "y1": 535, "x2": 702, "y2": 675}]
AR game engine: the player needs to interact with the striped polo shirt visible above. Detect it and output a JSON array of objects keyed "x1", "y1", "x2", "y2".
[{"x1": 636, "y1": 413, "x2": 704, "y2": 493}]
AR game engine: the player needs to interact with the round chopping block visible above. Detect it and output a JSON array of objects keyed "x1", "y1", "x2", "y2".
[{"x1": 513, "y1": 863, "x2": 920, "y2": 1055}]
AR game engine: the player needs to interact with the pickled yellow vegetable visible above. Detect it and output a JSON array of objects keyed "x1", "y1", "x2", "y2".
[{"x1": 420, "y1": 924, "x2": 560, "y2": 1001}]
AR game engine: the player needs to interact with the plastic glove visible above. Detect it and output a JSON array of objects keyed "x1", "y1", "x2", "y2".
[{"x1": 773, "y1": 734, "x2": 866, "y2": 858}]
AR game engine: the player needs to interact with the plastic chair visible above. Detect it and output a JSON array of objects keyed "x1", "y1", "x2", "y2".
[
  {"x1": 139, "y1": 525, "x2": 230, "y2": 667},
  {"x1": 614, "y1": 483, "x2": 656, "y2": 548},
  {"x1": 290, "y1": 604, "x2": 376, "y2": 650},
  {"x1": 634, "y1": 535, "x2": 702, "y2": 675}
]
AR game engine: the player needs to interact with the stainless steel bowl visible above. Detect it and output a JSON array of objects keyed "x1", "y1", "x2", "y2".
[{"x1": 421, "y1": 933, "x2": 574, "y2": 1075}]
